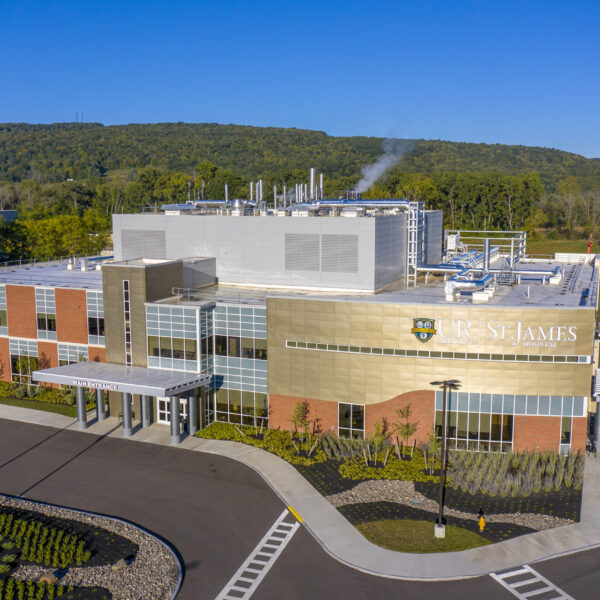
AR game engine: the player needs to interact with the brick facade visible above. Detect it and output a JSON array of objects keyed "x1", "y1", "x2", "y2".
[
  {"x1": 0, "y1": 337, "x2": 9, "y2": 382},
  {"x1": 55, "y1": 289, "x2": 88, "y2": 344},
  {"x1": 269, "y1": 394, "x2": 338, "y2": 434},
  {"x1": 513, "y1": 415, "x2": 561, "y2": 451},
  {"x1": 88, "y1": 346, "x2": 106, "y2": 363},
  {"x1": 513, "y1": 415, "x2": 587, "y2": 452},
  {"x1": 37, "y1": 341, "x2": 58, "y2": 369},
  {"x1": 571, "y1": 417, "x2": 587, "y2": 453},
  {"x1": 269, "y1": 389, "x2": 435, "y2": 443},
  {"x1": 365, "y1": 390, "x2": 435, "y2": 446},
  {"x1": 5, "y1": 285, "x2": 36, "y2": 339}
]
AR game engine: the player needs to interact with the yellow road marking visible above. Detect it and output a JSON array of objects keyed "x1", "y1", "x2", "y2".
[{"x1": 287, "y1": 505, "x2": 303, "y2": 522}]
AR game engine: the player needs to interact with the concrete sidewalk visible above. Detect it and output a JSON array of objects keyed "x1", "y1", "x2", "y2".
[{"x1": 1, "y1": 404, "x2": 599, "y2": 581}]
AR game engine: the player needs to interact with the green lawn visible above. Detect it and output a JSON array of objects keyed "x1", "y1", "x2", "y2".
[
  {"x1": 356, "y1": 519, "x2": 491, "y2": 553},
  {"x1": 0, "y1": 396, "x2": 95, "y2": 417},
  {"x1": 526, "y1": 238, "x2": 592, "y2": 256}
]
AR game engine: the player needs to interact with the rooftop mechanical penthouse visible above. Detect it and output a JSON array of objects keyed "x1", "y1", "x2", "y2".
[{"x1": 1, "y1": 197, "x2": 598, "y2": 453}]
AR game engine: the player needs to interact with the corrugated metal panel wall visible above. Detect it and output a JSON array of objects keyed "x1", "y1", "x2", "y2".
[{"x1": 121, "y1": 230, "x2": 166, "y2": 260}]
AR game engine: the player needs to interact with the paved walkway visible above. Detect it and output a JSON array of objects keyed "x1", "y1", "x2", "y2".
[{"x1": 1, "y1": 404, "x2": 600, "y2": 581}]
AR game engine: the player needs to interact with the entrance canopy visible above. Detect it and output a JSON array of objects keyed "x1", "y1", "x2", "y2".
[{"x1": 32, "y1": 361, "x2": 211, "y2": 397}]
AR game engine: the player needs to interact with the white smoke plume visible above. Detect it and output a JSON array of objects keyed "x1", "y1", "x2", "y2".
[{"x1": 355, "y1": 138, "x2": 413, "y2": 193}]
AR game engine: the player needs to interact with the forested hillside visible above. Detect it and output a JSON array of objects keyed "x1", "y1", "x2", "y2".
[
  {"x1": 0, "y1": 122, "x2": 599, "y2": 262},
  {"x1": 1, "y1": 122, "x2": 600, "y2": 190}
]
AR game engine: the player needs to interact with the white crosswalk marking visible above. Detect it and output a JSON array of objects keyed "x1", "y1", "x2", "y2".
[
  {"x1": 215, "y1": 508, "x2": 301, "y2": 600},
  {"x1": 491, "y1": 564, "x2": 575, "y2": 600}
]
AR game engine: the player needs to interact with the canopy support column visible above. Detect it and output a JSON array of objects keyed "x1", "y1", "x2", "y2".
[
  {"x1": 141, "y1": 395, "x2": 152, "y2": 428},
  {"x1": 95, "y1": 389, "x2": 106, "y2": 421},
  {"x1": 75, "y1": 386, "x2": 87, "y2": 430},
  {"x1": 187, "y1": 390, "x2": 198, "y2": 435},
  {"x1": 170, "y1": 395, "x2": 181, "y2": 444},
  {"x1": 121, "y1": 392, "x2": 132, "y2": 437}
]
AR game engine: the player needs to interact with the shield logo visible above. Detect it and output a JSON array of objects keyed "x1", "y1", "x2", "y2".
[{"x1": 411, "y1": 318, "x2": 436, "y2": 343}]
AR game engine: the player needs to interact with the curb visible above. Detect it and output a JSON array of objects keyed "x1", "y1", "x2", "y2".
[{"x1": 0, "y1": 492, "x2": 184, "y2": 600}]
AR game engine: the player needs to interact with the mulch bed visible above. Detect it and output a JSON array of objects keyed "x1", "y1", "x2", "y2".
[
  {"x1": 414, "y1": 481, "x2": 582, "y2": 522},
  {"x1": 1, "y1": 506, "x2": 139, "y2": 567},
  {"x1": 338, "y1": 502, "x2": 536, "y2": 543},
  {"x1": 294, "y1": 460, "x2": 360, "y2": 496}
]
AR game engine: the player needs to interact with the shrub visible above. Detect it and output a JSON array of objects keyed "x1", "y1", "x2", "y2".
[
  {"x1": 0, "y1": 510, "x2": 92, "y2": 570},
  {"x1": 0, "y1": 382, "x2": 16, "y2": 398},
  {"x1": 197, "y1": 422, "x2": 327, "y2": 466},
  {"x1": 448, "y1": 449, "x2": 584, "y2": 498},
  {"x1": 339, "y1": 452, "x2": 437, "y2": 483}
]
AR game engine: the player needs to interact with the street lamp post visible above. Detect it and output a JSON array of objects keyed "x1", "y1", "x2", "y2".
[{"x1": 430, "y1": 378, "x2": 461, "y2": 539}]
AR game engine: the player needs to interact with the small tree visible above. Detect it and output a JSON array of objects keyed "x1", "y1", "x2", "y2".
[
  {"x1": 391, "y1": 404, "x2": 419, "y2": 456},
  {"x1": 290, "y1": 400, "x2": 311, "y2": 442}
]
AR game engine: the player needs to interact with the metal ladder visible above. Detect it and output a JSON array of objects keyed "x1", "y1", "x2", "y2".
[
  {"x1": 215, "y1": 509, "x2": 300, "y2": 600},
  {"x1": 406, "y1": 201, "x2": 424, "y2": 287}
]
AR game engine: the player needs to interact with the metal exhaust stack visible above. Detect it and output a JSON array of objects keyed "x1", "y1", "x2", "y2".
[
  {"x1": 309, "y1": 167, "x2": 316, "y2": 200},
  {"x1": 483, "y1": 238, "x2": 490, "y2": 272}
]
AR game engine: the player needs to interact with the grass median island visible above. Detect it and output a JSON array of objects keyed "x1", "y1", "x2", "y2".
[{"x1": 356, "y1": 519, "x2": 491, "y2": 553}]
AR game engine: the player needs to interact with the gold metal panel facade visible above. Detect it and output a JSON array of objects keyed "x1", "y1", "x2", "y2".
[{"x1": 267, "y1": 297, "x2": 595, "y2": 404}]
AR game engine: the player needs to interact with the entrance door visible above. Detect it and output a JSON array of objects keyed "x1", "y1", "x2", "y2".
[{"x1": 156, "y1": 396, "x2": 187, "y2": 424}]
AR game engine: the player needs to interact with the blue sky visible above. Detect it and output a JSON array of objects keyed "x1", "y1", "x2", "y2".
[{"x1": 1, "y1": 0, "x2": 599, "y2": 157}]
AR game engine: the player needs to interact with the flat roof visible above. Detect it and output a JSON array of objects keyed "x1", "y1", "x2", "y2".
[
  {"x1": 0, "y1": 258, "x2": 108, "y2": 289},
  {"x1": 32, "y1": 361, "x2": 211, "y2": 396},
  {"x1": 155, "y1": 260, "x2": 598, "y2": 310}
]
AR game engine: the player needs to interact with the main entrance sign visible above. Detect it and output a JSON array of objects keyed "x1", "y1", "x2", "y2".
[
  {"x1": 73, "y1": 379, "x2": 120, "y2": 391},
  {"x1": 411, "y1": 318, "x2": 437, "y2": 343}
]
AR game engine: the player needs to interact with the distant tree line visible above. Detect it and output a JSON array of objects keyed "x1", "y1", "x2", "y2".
[{"x1": 1, "y1": 122, "x2": 600, "y2": 261}]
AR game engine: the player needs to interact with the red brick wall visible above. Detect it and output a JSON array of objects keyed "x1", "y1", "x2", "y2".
[
  {"x1": 6, "y1": 285, "x2": 36, "y2": 339},
  {"x1": 55, "y1": 289, "x2": 88, "y2": 344},
  {"x1": 571, "y1": 417, "x2": 587, "y2": 453},
  {"x1": 269, "y1": 394, "x2": 338, "y2": 434},
  {"x1": 88, "y1": 347, "x2": 106, "y2": 363},
  {"x1": 269, "y1": 389, "x2": 435, "y2": 442},
  {"x1": 37, "y1": 341, "x2": 58, "y2": 369},
  {"x1": 513, "y1": 415, "x2": 561, "y2": 451},
  {"x1": 0, "y1": 337, "x2": 9, "y2": 382},
  {"x1": 365, "y1": 390, "x2": 435, "y2": 446}
]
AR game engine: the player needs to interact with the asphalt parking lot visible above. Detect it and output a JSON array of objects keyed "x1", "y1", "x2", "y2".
[{"x1": 0, "y1": 419, "x2": 598, "y2": 600}]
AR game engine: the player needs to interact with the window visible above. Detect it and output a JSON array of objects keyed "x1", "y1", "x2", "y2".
[
  {"x1": 228, "y1": 336, "x2": 240, "y2": 357},
  {"x1": 437, "y1": 411, "x2": 513, "y2": 452},
  {"x1": 11, "y1": 355, "x2": 38, "y2": 383},
  {"x1": 241, "y1": 338, "x2": 254, "y2": 359},
  {"x1": 88, "y1": 316, "x2": 105, "y2": 337},
  {"x1": 123, "y1": 280, "x2": 132, "y2": 365},
  {"x1": 561, "y1": 416, "x2": 571, "y2": 445},
  {"x1": 338, "y1": 403, "x2": 365, "y2": 439},
  {"x1": 215, "y1": 335, "x2": 228, "y2": 356},
  {"x1": 214, "y1": 387, "x2": 269, "y2": 428},
  {"x1": 201, "y1": 336, "x2": 213, "y2": 360},
  {"x1": 254, "y1": 338, "x2": 267, "y2": 361},
  {"x1": 57, "y1": 343, "x2": 88, "y2": 365},
  {"x1": 0, "y1": 286, "x2": 6, "y2": 334},
  {"x1": 285, "y1": 340, "x2": 591, "y2": 365}
]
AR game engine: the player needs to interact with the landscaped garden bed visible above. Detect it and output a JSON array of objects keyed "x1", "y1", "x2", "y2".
[
  {"x1": 0, "y1": 383, "x2": 95, "y2": 418},
  {"x1": 0, "y1": 496, "x2": 181, "y2": 600},
  {"x1": 197, "y1": 415, "x2": 585, "y2": 553}
]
